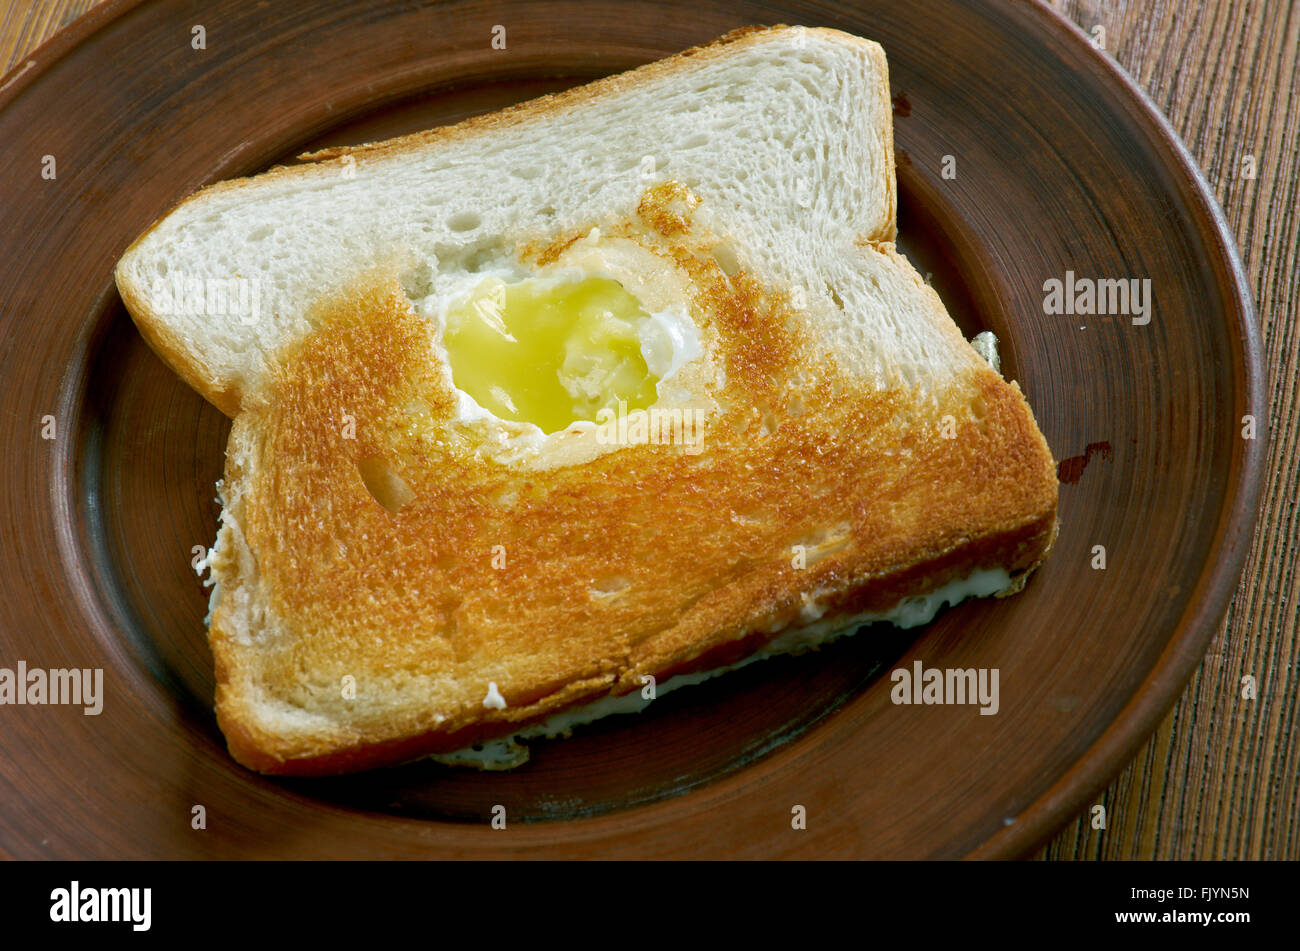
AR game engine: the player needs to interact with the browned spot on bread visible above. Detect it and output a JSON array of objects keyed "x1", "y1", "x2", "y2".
[
  {"x1": 636, "y1": 180, "x2": 702, "y2": 237},
  {"x1": 518, "y1": 228, "x2": 586, "y2": 267},
  {"x1": 855, "y1": 233, "x2": 894, "y2": 254}
]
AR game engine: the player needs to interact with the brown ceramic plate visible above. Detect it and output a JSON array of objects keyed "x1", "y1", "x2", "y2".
[{"x1": 0, "y1": 0, "x2": 1264, "y2": 859}]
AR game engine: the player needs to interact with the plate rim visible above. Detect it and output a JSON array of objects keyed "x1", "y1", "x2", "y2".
[
  {"x1": 966, "y1": 0, "x2": 1267, "y2": 858},
  {"x1": 0, "y1": 0, "x2": 1268, "y2": 859}
]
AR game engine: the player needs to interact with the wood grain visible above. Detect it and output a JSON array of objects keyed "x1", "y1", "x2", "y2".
[{"x1": 1, "y1": 0, "x2": 1292, "y2": 859}]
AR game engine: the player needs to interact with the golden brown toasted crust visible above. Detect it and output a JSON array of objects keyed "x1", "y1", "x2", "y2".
[{"x1": 210, "y1": 184, "x2": 1058, "y2": 775}]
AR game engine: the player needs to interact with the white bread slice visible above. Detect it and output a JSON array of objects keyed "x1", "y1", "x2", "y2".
[
  {"x1": 116, "y1": 25, "x2": 899, "y2": 416},
  {"x1": 114, "y1": 26, "x2": 1058, "y2": 775}
]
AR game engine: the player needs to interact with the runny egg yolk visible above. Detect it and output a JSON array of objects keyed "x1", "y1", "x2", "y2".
[{"x1": 442, "y1": 276, "x2": 660, "y2": 433}]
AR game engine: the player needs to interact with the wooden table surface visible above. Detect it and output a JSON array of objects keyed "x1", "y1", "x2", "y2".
[{"x1": 2, "y1": 0, "x2": 1295, "y2": 860}]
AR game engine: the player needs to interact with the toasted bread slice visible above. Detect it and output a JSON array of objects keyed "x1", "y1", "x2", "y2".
[{"x1": 115, "y1": 25, "x2": 1057, "y2": 775}]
